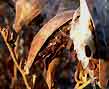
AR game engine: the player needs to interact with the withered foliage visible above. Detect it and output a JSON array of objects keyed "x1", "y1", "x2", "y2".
[{"x1": 0, "y1": 0, "x2": 108, "y2": 89}]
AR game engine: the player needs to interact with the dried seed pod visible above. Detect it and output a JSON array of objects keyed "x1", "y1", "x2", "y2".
[
  {"x1": 70, "y1": 0, "x2": 95, "y2": 69},
  {"x1": 14, "y1": 0, "x2": 43, "y2": 33}
]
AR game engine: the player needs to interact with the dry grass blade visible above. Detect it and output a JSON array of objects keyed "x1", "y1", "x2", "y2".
[
  {"x1": 14, "y1": 0, "x2": 42, "y2": 33},
  {"x1": 24, "y1": 10, "x2": 74, "y2": 74}
]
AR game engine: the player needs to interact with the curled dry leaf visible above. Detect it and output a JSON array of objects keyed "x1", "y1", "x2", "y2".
[
  {"x1": 14, "y1": 0, "x2": 43, "y2": 33},
  {"x1": 46, "y1": 57, "x2": 60, "y2": 89},
  {"x1": 24, "y1": 10, "x2": 74, "y2": 74}
]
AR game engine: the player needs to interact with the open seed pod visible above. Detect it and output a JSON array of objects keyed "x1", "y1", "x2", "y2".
[
  {"x1": 24, "y1": 10, "x2": 74, "y2": 74},
  {"x1": 70, "y1": 0, "x2": 95, "y2": 69}
]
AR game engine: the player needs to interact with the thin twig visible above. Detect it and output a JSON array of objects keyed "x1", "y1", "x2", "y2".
[
  {"x1": 11, "y1": 35, "x2": 20, "y2": 88},
  {"x1": 0, "y1": 28, "x2": 31, "y2": 89}
]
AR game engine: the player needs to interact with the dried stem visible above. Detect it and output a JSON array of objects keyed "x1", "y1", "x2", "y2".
[
  {"x1": 74, "y1": 61, "x2": 95, "y2": 89},
  {"x1": 77, "y1": 79, "x2": 92, "y2": 89},
  {"x1": 0, "y1": 28, "x2": 31, "y2": 89},
  {"x1": 11, "y1": 35, "x2": 20, "y2": 88}
]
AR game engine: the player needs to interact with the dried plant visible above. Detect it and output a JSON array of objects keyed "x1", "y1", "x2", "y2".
[{"x1": 0, "y1": 0, "x2": 108, "y2": 89}]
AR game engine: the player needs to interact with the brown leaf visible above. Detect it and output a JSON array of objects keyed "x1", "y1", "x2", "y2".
[
  {"x1": 14, "y1": 0, "x2": 43, "y2": 33},
  {"x1": 24, "y1": 10, "x2": 74, "y2": 74},
  {"x1": 46, "y1": 57, "x2": 60, "y2": 89}
]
